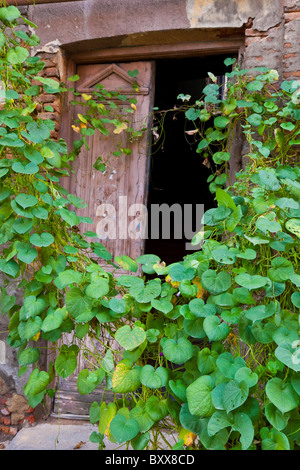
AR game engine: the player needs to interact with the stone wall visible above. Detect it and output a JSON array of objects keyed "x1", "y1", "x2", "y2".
[{"x1": 0, "y1": 370, "x2": 35, "y2": 441}]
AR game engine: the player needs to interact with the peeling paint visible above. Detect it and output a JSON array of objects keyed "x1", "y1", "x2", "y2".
[
  {"x1": 34, "y1": 38, "x2": 62, "y2": 54},
  {"x1": 186, "y1": 0, "x2": 282, "y2": 31}
]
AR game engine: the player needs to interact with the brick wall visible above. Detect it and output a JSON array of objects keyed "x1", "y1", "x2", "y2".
[{"x1": 244, "y1": 0, "x2": 300, "y2": 80}]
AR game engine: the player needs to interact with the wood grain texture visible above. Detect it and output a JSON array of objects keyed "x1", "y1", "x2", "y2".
[{"x1": 69, "y1": 61, "x2": 155, "y2": 261}]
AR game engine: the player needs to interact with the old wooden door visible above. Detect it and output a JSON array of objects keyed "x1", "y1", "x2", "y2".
[
  {"x1": 70, "y1": 61, "x2": 155, "y2": 268},
  {"x1": 52, "y1": 61, "x2": 155, "y2": 418}
]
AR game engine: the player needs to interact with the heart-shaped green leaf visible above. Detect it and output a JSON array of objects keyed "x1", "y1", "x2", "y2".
[
  {"x1": 41, "y1": 307, "x2": 66, "y2": 332},
  {"x1": 112, "y1": 360, "x2": 141, "y2": 393},
  {"x1": 197, "y1": 348, "x2": 218, "y2": 375},
  {"x1": 15, "y1": 193, "x2": 38, "y2": 209},
  {"x1": 268, "y1": 257, "x2": 294, "y2": 282},
  {"x1": 261, "y1": 428, "x2": 290, "y2": 450},
  {"x1": 275, "y1": 342, "x2": 300, "y2": 372},
  {"x1": 115, "y1": 325, "x2": 146, "y2": 351},
  {"x1": 235, "y1": 273, "x2": 268, "y2": 290},
  {"x1": 55, "y1": 344, "x2": 79, "y2": 378},
  {"x1": 15, "y1": 242, "x2": 38, "y2": 264},
  {"x1": 131, "y1": 432, "x2": 150, "y2": 450},
  {"x1": 30, "y1": 232, "x2": 54, "y2": 247},
  {"x1": 0, "y1": 259, "x2": 19, "y2": 277},
  {"x1": 77, "y1": 368, "x2": 105, "y2": 395},
  {"x1": 179, "y1": 402, "x2": 203, "y2": 435},
  {"x1": 140, "y1": 365, "x2": 168, "y2": 389},
  {"x1": 265, "y1": 403, "x2": 290, "y2": 431},
  {"x1": 129, "y1": 279, "x2": 161, "y2": 303},
  {"x1": 234, "y1": 367, "x2": 258, "y2": 388},
  {"x1": 216, "y1": 352, "x2": 246, "y2": 379},
  {"x1": 24, "y1": 369, "x2": 50, "y2": 397},
  {"x1": 169, "y1": 379, "x2": 187, "y2": 402},
  {"x1": 162, "y1": 337, "x2": 193, "y2": 364},
  {"x1": 266, "y1": 377, "x2": 299, "y2": 413},
  {"x1": 18, "y1": 347, "x2": 40, "y2": 366},
  {"x1": 222, "y1": 380, "x2": 249, "y2": 413},
  {"x1": 115, "y1": 255, "x2": 138, "y2": 272},
  {"x1": 130, "y1": 405, "x2": 155, "y2": 432},
  {"x1": 12, "y1": 218, "x2": 33, "y2": 234},
  {"x1": 186, "y1": 375, "x2": 215, "y2": 417},
  {"x1": 203, "y1": 316, "x2": 230, "y2": 342},
  {"x1": 19, "y1": 295, "x2": 46, "y2": 320},
  {"x1": 109, "y1": 413, "x2": 140, "y2": 444},
  {"x1": 12, "y1": 161, "x2": 39, "y2": 174},
  {"x1": 245, "y1": 302, "x2": 276, "y2": 322},
  {"x1": 188, "y1": 298, "x2": 216, "y2": 317},
  {"x1": 145, "y1": 396, "x2": 169, "y2": 421},
  {"x1": 18, "y1": 316, "x2": 42, "y2": 340}
]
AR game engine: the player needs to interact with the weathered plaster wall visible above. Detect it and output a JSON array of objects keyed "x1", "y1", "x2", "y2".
[{"x1": 28, "y1": 0, "x2": 282, "y2": 52}]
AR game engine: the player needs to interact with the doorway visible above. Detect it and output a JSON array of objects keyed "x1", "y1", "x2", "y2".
[
  {"x1": 145, "y1": 55, "x2": 229, "y2": 265},
  {"x1": 52, "y1": 53, "x2": 234, "y2": 419}
]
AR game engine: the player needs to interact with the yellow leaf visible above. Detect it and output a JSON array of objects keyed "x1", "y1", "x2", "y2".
[
  {"x1": 31, "y1": 332, "x2": 40, "y2": 342},
  {"x1": 113, "y1": 122, "x2": 127, "y2": 134},
  {"x1": 192, "y1": 278, "x2": 204, "y2": 298},
  {"x1": 184, "y1": 431, "x2": 197, "y2": 447},
  {"x1": 130, "y1": 103, "x2": 136, "y2": 111},
  {"x1": 72, "y1": 125, "x2": 80, "y2": 133},
  {"x1": 165, "y1": 274, "x2": 179, "y2": 288},
  {"x1": 77, "y1": 113, "x2": 87, "y2": 124},
  {"x1": 82, "y1": 93, "x2": 92, "y2": 101}
]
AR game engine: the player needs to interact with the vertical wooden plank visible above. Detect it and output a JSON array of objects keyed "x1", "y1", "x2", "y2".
[{"x1": 69, "y1": 61, "x2": 155, "y2": 262}]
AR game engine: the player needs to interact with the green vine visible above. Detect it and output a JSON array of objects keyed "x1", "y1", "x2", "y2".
[{"x1": 0, "y1": 3, "x2": 300, "y2": 452}]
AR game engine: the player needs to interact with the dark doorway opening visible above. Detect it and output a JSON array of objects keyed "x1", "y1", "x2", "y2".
[{"x1": 144, "y1": 55, "x2": 229, "y2": 265}]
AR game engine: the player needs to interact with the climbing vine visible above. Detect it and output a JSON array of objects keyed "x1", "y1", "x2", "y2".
[{"x1": 0, "y1": 2, "x2": 300, "y2": 451}]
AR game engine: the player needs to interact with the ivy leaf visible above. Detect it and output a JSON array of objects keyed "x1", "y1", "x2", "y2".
[
  {"x1": 234, "y1": 273, "x2": 268, "y2": 290},
  {"x1": 266, "y1": 377, "x2": 299, "y2": 413},
  {"x1": 18, "y1": 347, "x2": 40, "y2": 366},
  {"x1": 201, "y1": 269, "x2": 231, "y2": 295},
  {"x1": 186, "y1": 375, "x2": 215, "y2": 417},
  {"x1": 214, "y1": 116, "x2": 230, "y2": 129},
  {"x1": 203, "y1": 316, "x2": 230, "y2": 342},
  {"x1": 0, "y1": 259, "x2": 19, "y2": 277},
  {"x1": 222, "y1": 380, "x2": 249, "y2": 413},
  {"x1": 15, "y1": 242, "x2": 38, "y2": 264},
  {"x1": 77, "y1": 368, "x2": 105, "y2": 395},
  {"x1": 12, "y1": 161, "x2": 39, "y2": 174},
  {"x1": 140, "y1": 365, "x2": 168, "y2": 389},
  {"x1": 24, "y1": 369, "x2": 50, "y2": 398},
  {"x1": 162, "y1": 337, "x2": 193, "y2": 365},
  {"x1": 41, "y1": 307, "x2": 66, "y2": 333},
  {"x1": 55, "y1": 344, "x2": 79, "y2": 378},
  {"x1": 18, "y1": 316, "x2": 42, "y2": 340},
  {"x1": 58, "y1": 208, "x2": 80, "y2": 227},
  {"x1": 30, "y1": 232, "x2": 54, "y2": 247},
  {"x1": 6, "y1": 46, "x2": 29, "y2": 64},
  {"x1": 109, "y1": 413, "x2": 140, "y2": 444},
  {"x1": 15, "y1": 193, "x2": 38, "y2": 209},
  {"x1": 19, "y1": 295, "x2": 46, "y2": 320},
  {"x1": 268, "y1": 257, "x2": 294, "y2": 282},
  {"x1": 115, "y1": 255, "x2": 138, "y2": 272},
  {"x1": 112, "y1": 360, "x2": 142, "y2": 393},
  {"x1": 115, "y1": 325, "x2": 146, "y2": 351}
]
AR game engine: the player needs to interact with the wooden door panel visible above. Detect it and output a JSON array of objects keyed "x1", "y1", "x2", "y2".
[{"x1": 70, "y1": 61, "x2": 155, "y2": 263}]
